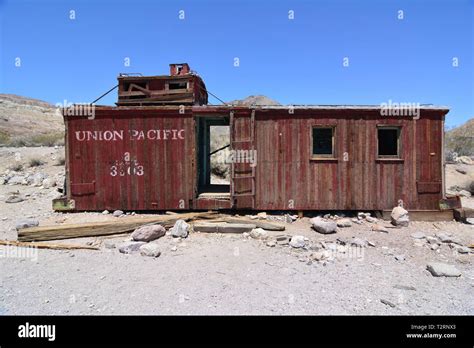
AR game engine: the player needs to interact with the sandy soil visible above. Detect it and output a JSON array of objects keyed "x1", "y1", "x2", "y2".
[{"x1": 0, "y1": 147, "x2": 473, "y2": 315}]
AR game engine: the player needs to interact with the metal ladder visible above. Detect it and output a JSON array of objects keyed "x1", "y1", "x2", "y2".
[{"x1": 230, "y1": 109, "x2": 256, "y2": 209}]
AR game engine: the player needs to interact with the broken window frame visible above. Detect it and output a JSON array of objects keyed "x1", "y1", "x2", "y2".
[
  {"x1": 311, "y1": 126, "x2": 336, "y2": 159},
  {"x1": 377, "y1": 125, "x2": 402, "y2": 159}
]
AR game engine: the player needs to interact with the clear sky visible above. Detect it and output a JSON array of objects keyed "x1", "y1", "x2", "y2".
[{"x1": 0, "y1": 0, "x2": 472, "y2": 127}]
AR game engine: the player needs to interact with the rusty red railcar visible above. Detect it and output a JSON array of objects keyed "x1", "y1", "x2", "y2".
[{"x1": 57, "y1": 64, "x2": 449, "y2": 214}]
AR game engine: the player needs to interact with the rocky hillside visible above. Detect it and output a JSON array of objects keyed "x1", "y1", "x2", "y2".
[
  {"x1": 228, "y1": 95, "x2": 280, "y2": 106},
  {"x1": 0, "y1": 94, "x2": 64, "y2": 146},
  {"x1": 445, "y1": 118, "x2": 474, "y2": 158}
]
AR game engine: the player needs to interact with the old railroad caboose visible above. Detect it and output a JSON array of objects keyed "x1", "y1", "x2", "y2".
[{"x1": 57, "y1": 63, "x2": 449, "y2": 217}]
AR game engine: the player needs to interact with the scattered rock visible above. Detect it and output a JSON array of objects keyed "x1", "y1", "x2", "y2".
[
  {"x1": 430, "y1": 244, "x2": 439, "y2": 251},
  {"x1": 311, "y1": 217, "x2": 337, "y2": 234},
  {"x1": 170, "y1": 219, "x2": 190, "y2": 238},
  {"x1": 31, "y1": 173, "x2": 46, "y2": 187},
  {"x1": 395, "y1": 254, "x2": 406, "y2": 261},
  {"x1": 391, "y1": 206, "x2": 409, "y2": 227},
  {"x1": 436, "y1": 233, "x2": 453, "y2": 243},
  {"x1": 411, "y1": 232, "x2": 425, "y2": 239},
  {"x1": 102, "y1": 210, "x2": 109, "y2": 215},
  {"x1": 266, "y1": 240, "x2": 276, "y2": 247},
  {"x1": 131, "y1": 225, "x2": 166, "y2": 242},
  {"x1": 351, "y1": 238, "x2": 368, "y2": 248},
  {"x1": 456, "y1": 156, "x2": 473, "y2": 165},
  {"x1": 372, "y1": 224, "x2": 388, "y2": 233},
  {"x1": 7, "y1": 175, "x2": 25, "y2": 185},
  {"x1": 103, "y1": 240, "x2": 116, "y2": 249},
  {"x1": 15, "y1": 218, "x2": 39, "y2": 230},
  {"x1": 366, "y1": 216, "x2": 377, "y2": 223},
  {"x1": 426, "y1": 236, "x2": 438, "y2": 244},
  {"x1": 455, "y1": 168, "x2": 467, "y2": 174},
  {"x1": 393, "y1": 284, "x2": 416, "y2": 291},
  {"x1": 249, "y1": 228, "x2": 268, "y2": 240},
  {"x1": 367, "y1": 241, "x2": 376, "y2": 247},
  {"x1": 289, "y1": 235, "x2": 306, "y2": 248},
  {"x1": 113, "y1": 210, "x2": 124, "y2": 217},
  {"x1": 139, "y1": 243, "x2": 161, "y2": 257},
  {"x1": 5, "y1": 194, "x2": 24, "y2": 203},
  {"x1": 171, "y1": 246, "x2": 177, "y2": 252},
  {"x1": 42, "y1": 178, "x2": 55, "y2": 189},
  {"x1": 456, "y1": 246, "x2": 471, "y2": 254},
  {"x1": 380, "y1": 299, "x2": 396, "y2": 308},
  {"x1": 426, "y1": 262, "x2": 461, "y2": 277},
  {"x1": 459, "y1": 190, "x2": 471, "y2": 197},
  {"x1": 257, "y1": 212, "x2": 267, "y2": 220},
  {"x1": 118, "y1": 241, "x2": 146, "y2": 254},
  {"x1": 275, "y1": 235, "x2": 290, "y2": 245},
  {"x1": 310, "y1": 250, "x2": 331, "y2": 261},
  {"x1": 336, "y1": 218, "x2": 352, "y2": 228}
]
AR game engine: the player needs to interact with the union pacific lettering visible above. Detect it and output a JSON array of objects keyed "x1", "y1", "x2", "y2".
[{"x1": 74, "y1": 129, "x2": 185, "y2": 141}]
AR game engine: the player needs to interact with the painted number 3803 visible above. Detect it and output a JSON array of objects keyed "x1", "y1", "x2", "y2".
[{"x1": 110, "y1": 165, "x2": 144, "y2": 177}]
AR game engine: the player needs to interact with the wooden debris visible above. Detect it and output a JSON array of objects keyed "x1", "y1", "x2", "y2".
[
  {"x1": 202, "y1": 215, "x2": 285, "y2": 231},
  {"x1": 193, "y1": 222, "x2": 256, "y2": 233},
  {"x1": 0, "y1": 240, "x2": 99, "y2": 250},
  {"x1": 17, "y1": 212, "x2": 217, "y2": 242},
  {"x1": 223, "y1": 217, "x2": 285, "y2": 231}
]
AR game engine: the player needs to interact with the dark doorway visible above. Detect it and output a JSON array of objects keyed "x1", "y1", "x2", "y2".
[{"x1": 196, "y1": 117, "x2": 230, "y2": 195}]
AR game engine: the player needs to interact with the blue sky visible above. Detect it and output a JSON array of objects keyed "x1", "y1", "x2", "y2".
[{"x1": 0, "y1": 0, "x2": 472, "y2": 127}]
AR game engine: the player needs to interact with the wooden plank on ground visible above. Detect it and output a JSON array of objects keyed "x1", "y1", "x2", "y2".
[
  {"x1": 17, "y1": 212, "x2": 217, "y2": 242},
  {"x1": 382, "y1": 210, "x2": 453, "y2": 222},
  {"x1": 223, "y1": 218, "x2": 285, "y2": 231},
  {"x1": 0, "y1": 240, "x2": 99, "y2": 250},
  {"x1": 193, "y1": 223, "x2": 256, "y2": 233}
]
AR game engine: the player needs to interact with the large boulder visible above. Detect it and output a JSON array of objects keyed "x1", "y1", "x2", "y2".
[
  {"x1": 310, "y1": 217, "x2": 337, "y2": 234},
  {"x1": 426, "y1": 262, "x2": 461, "y2": 277},
  {"x1": 390, "y1": 206, "x2": 409, "y2": 227},
  {"x1": 131, "y1": 225, "x2": 166, "y2": 242},
  {"x1": 170, "y1": 219, "x2": 190, "y2": 238}
]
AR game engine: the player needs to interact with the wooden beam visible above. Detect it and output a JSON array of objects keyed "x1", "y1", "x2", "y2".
[
  {"x1": 17, "y1": 212, "x2": 217, "y2": 242},
  {"x1": 0, "y1": 240, "x2": 99, "y2": 250},
  {"x1": 382, "y1": 210, "x2": 453, "y2": 222},
  {"x1": 193, "y1": 223, "x2": 256, "y2": 233}
]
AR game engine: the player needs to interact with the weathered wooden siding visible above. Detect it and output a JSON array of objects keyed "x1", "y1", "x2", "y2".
[
  {"x1": 66, "y1": 108, "x2": 195, "y2": 211},
  {"x1": 254, "y1": 109, "x2": 444, "y2": 210},
  {"x1": 64, "y1": 106, "x2": 446, "y2": 212}
]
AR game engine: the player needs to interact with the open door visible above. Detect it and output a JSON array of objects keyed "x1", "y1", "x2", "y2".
[
  {"x1": 230, "y1": 110, "x2": 256, "y2": 209},
  {"x1": 194, "y1": 116, "x2": 231, "y2": 209}
]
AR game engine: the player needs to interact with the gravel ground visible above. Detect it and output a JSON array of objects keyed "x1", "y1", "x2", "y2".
[{"x1": 0, "y1": 147, "x2": 473, "y2": 315}]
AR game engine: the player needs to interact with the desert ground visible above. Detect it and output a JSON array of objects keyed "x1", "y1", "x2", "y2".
[{"x1": 0, "y1": 146, "x2": 473, "y2": 315}]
